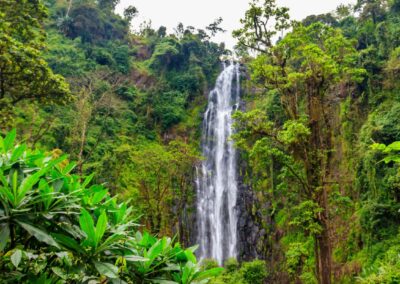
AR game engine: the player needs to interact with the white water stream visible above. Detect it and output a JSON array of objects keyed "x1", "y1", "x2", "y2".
[{"x1": 196, "y1": 62, "x2": 240, "y2": 264}]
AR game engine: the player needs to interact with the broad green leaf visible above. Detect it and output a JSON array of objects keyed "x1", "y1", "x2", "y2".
[
  {"x1": 38, "y1": 179, "x2": 53, "y2": 210},
  {"x1": 3, "y1": 129, "x2": 16, "y2": 152},
  {"x1": 151, "y1": 280, "x2": 179, "y2": 284},
  {"x1": 0, "y1": 170, "x2": 8, "y2": 187},
  {"x1": 17, "y1": 167, "x2": 49, "y2": 204},
  {"x1": 161, "y1": 264, "x2": 180, "y2": 271},
  {"x1": 91, "y1": 189, "x2": 108, "y2": 205},
  {"x1": 147, "y1": 239, "x2": 163, "y2": 261},
  {"x1": 11, "y1": 249, "x2": 22, "y2": 268},
  {"x1": 124, "y1": 255, "x2": 149, "y2": 262},
  {"x1": 0, "y1": 136, "x2": 4, "y2": 153},
  {"x1": 387, "y1": 141, "x2": 400, "y2": 151},
  {"x1": 12, "y1": 170, "x2": 18, "y2": 201},
  {"x1": 52, "y1": 233, "x2": 84, "y2": 253},
  {"x1": 10, "y1": 144, "x2": 26, "y2": 163},
  {"x1": 82, "y1": 173, "x2": 95, "y2": 188},
  {"x1": 192, "y1": 267, "x2": 224, "y2": 282},
  {"x1": 0, "y1": 224, "x2": 10, "y2": 251},
  {"x1": 186, "y1": 244, "x2": 199, "y2": 253},
  {"x1": 17, "y1": 221, "x2": 60, "y2": 248},
  {"x1": 184, "y1": 249, "x2": 197, "y2": 264},
  {"x1": 372, "y1": 143, "x2": 387, "y2": 151},
  {"x1": 51, "y1": 267, "x2": 68, "y2": 280},
  {"x1": 94, "y1": 261, "x2": 119, "y2": 279},
  {"x1": 384, "y1": 155, "x2": 399, "y2": 164},
  {"x1": 0, "y1": 186, "x2": 15, "y2": 206},
  {"x1": 181, "y1": 262, "x2": 193, "y2": 284},
  {"x1": 61, "y1": 162, "x2": 76, "y2": 175},
  {"x1": 95, "y1": 211, "x2": 108, "y2": 246},
  {"x1": 79, "y1": 208, "x2": 96, "y2": 247},
  {"x1": 115, "y1": 203, "x2": 127, "y2": 224},
  {"x1": 96, "y1": 233, "x2": 124, "y2": 253}
]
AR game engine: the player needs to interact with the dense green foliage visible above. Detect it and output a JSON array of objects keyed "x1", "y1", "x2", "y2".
[
  {"x1": 1, "y1": 0, "x2": 226, "y2": 282},
  {"x1": 209, "y1": 259, "x2": 268, "y2": 284},
  {"x1": 232, "y1": 0, "x2": 400, "y2": 282},
  {"x1": 3, "y1": 0, "x2": 400, "y2": 283},
  {"x1": 0, "y1": 0, "x2": 71, "y2": 124},
  {"x1": 6, "y1": 0, "x2": 225, "y2": 242},
  {"x1": 0, "y1": 130, "x2": 223, "y2": 283}
]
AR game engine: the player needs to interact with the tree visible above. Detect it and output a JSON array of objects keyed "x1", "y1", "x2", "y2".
[
  {"x1": 206, "y1": 17, "x2": 226, "y2": 37},
  {"x1": 114, "y1": 140, "x2": 199, "y2": 238},
  {"x1": 153, "y1": 91, "x2": 187, "y2": 130},
  {"x1": 234, "y1": 5, "x2": 366, "y2": 280},
  {"x1": 157, "y1": 26, "x2": 167, "y2": 38},
  {"x1": 233, "y1": 0, "x2": 290, "y2": 54},
  {"x1": 355, "y1": 0, "x2": 388, "y2": 24},
  {"x1": 336, "y1": 4, "x2": 353, "y2": 19},
  {"x1": 302, "y1": 13, "x2": 339, "y2": 27},
  {"x1": 0, "y1": 0, "x2": 71, "y2": 123},
  {"x1": 123, "y1": 5, "x2": 138, "y2": 23},
  {"x1": 98, "y1": 0, "x2": 120, "y2": 11},
  {"x1": 174, "y1": 22, "x2": 185, "y2": 39}
]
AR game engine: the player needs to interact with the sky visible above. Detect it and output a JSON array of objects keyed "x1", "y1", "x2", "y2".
[{"x1": 116, "y1": 0, "x2": 356, "y2": 49}]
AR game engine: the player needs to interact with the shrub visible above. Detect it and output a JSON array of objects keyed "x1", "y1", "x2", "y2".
[
  {"x1": 239, "y1": 260, "x2": 268, "y2": 284},
  {"x1": 0, "y1": 130, "x2": 222, "y2": 283},
  {"x1": 209, "y1": 259, "x2": 267, "y2": 284},
  {"x1": 224, "y1": 258, "x2": 239, "y2": 273}
]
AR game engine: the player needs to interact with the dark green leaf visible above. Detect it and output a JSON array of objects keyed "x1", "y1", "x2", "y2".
[
  {"x1": 94, "y1": 261, "x2": 119, "y2": 279},
  {"x1": 52, "y1": 233, "x2": 84, "y2": 253},
  {"x1": 17, "y1": 221, "x2": 59, "y2": 248},
  {"x1": 0, "y1": 224, "x2": 10, "y2": 251}
]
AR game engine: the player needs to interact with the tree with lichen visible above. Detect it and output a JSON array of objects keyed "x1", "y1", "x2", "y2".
[{"x1": 234, "y1": 1, "x2": 366, "y2": 282}]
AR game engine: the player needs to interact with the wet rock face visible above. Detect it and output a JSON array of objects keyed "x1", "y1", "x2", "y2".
[{"x1": 236, "y1": 161, "x2": 269, "y2": 261}]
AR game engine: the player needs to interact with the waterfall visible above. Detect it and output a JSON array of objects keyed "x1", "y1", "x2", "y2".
[{"x1": 196, "y1": 62, "x2": 240, "y2": 264}]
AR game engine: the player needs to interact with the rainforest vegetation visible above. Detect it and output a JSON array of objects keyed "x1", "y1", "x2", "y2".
[{"x1": 1, "y1": 0, "x2": 400, "y2": 283}]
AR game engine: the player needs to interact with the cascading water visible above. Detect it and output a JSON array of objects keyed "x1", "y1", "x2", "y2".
[{"x1": 196, "y1": 62, "x2": 240, "y2": 264}]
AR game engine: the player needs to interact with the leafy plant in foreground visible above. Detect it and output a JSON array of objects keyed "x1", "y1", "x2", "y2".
[{"x1": 0, "y1": 130, "x2": 222, "y2": 283}]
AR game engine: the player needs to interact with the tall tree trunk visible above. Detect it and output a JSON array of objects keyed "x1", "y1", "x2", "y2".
[
  {"x1": 307, "y1": 90, "x2": 333, "y2": 284},
  {"x1": 316, "y1": 215, "x2": 332, "y2": 284}
]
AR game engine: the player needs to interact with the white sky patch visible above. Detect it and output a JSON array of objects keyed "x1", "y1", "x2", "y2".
[{"x1": 116, "y1": 0, "x2": 356, "y2": 49}]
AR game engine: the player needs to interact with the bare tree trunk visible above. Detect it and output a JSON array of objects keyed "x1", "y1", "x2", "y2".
[{"x1": 66, "y1": 0, "x2": 73, "y2": 17}]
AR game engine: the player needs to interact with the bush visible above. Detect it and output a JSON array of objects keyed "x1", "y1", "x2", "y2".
[
  {"x1": 201, "y1": 259, "x2": 220, "y2": 270},
  {"x1": 0, "y1": 130, "x2": 222, "y2": 283},
  {"x1": 239, "y1": 260, "x2": 268, "y2": 284},
  {"x1": 153, "y1": 91, "x2": 187, "y2": 129},
  {"x1": 224, "y1": 258, "x2": 239, "y2": 273},
  {"x1": 209, "y1": 260, "x2": 267, "y2": 284},
  {"x1": 358, "y1": 241, "x2": 400, "y2": 283}
]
